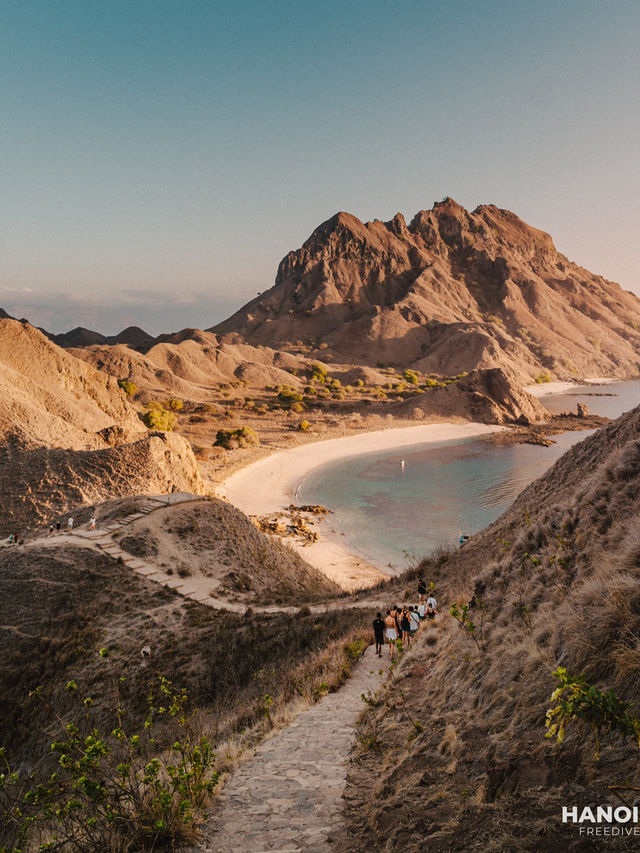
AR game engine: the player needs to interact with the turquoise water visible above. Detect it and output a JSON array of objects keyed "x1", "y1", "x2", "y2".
[{"x1": 297, "y1": 381, "x2": 640, "y2": 571}]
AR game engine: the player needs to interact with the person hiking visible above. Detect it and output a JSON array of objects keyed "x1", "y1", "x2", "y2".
[
  {"x1": 392, "y1": 605, "x2": 402, "y2": 638},
  {"x1": 409, "y1": 606, "x2": 421, "y2": 638},
  {"x1": 426, "y1": 592, "x2": 437, "y2": 611},
  {"x1": 373, "y1": 612, "x2": 385, "y2": 657},
  {"x1": 426, "y1": 603, "x2": 437, "y2": 622},
  {"x1": 55, "y1": 520, "x2": 61, "y2": 534},
  {"x1": 417, "y1": 577, "x2": 427, "y2": 597},
  {"x1": 67, "y1": 517, "x2": 74, "y2": 533},
  {"x1": 89, "y1": 516, "x2": 96, "y2": 531},
  {"x1": 400, "y1": 607, "x2": 412, "y2": 646},
  {"x1": 384, "y1": 609, "x2": 398, "y2": 659}
]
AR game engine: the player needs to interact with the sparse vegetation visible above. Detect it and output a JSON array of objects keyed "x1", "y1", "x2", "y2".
[
  {"x1": 0, "y1": 677, "x2": 218, "y2": 851},
  {"x1": 214, "y1": 426, "x2": 260, "y2": 449},
  {"x1": 141, "y1": 406, "x2": 177, "y2": 431},
  {"x1": 117, "y1": 379, "x2": 138, "y2": 396},
  {"x1": 545, "y1": 667, "x2": 640, "y2": 758}
]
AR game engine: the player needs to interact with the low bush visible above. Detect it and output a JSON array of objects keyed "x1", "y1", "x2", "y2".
[
  {"x1": 0, "y1": 677, "x2": 218, "y2": 851},
  {"x1": 118, "y1": 379, "x2": 138, "y2": 396},
  {"x1": 141, "y1": 408, "x2": 176, "y2": 431},
  {"x1": 214, "y1": 427, "x2": 260, "y2": 449}
]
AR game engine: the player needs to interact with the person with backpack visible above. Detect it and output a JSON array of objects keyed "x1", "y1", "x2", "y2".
[{"x1": 409, "y1": 605, "x2": 421, "y2": 638}]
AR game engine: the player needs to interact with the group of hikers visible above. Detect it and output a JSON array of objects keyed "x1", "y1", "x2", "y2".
[
  {"x1": 46, "y1": 515, "x2": 96, "y2": 536},
  {"x1": 372, "y1": 579, "x2": 438, "y2": 659}
]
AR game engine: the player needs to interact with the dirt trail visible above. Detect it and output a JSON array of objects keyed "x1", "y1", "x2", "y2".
[
  {"x1": 5, "y1": 493, "x2": 390, "y2": 615},
  {"x1": 3, "y1": 493, "x2": 395, "y2": 850},
  {"x1": 189, "y1": 644, "x2": 387, "y2": 852}
]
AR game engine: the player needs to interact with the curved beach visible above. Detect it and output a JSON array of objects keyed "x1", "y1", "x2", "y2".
[{"x1": 218, "y1": 422, "x2": 501, "y2": 589}]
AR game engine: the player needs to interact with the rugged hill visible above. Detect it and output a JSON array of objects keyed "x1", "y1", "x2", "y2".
[
  {"x1": 0, "y1": 318, "x2": 144, "y2": 449},
  {"x1": 114, "y1": 498, "x2": 342, "y2": 604},
  {"x1": 50, "y1": 324, "x2": 155, "y2": 349},
  {"x1": 0, "y1": 320, "x2": 207, "y2": 530},
  {"x1": 392, "y1": 366, "x2": 550, "y2": 425},
  {"x1": 339, "y1": 405, "x2": 640, "y2": 852},
  {"x1": 0, "y1": 432, "x2": 206, "y2": 533},
  {"x1": 72, "y1": 331, "x2": 307, "y2": 400},
  {"x1": 214, "y1": 199, "x2": 640, "y2": 379}
]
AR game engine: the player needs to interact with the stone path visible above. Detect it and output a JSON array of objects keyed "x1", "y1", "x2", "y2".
[
  {"x1": 9, "y1": 493, "x2": 393, "y2": 850},
  {"x1": 19, "y1": 492, "x2": 388, "y2": 616},
  {"x1": 191, "y1": 644, "x2": 387, "y2": 852}
]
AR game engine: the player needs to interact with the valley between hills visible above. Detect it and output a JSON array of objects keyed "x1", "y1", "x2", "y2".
[{"x1": 2, "y1": 199, "x2": 640, "y2": 852}]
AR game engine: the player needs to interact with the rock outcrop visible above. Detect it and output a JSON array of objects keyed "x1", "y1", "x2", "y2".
[
  {"x1": 0, "y1": 432, "x2": 206, "y2": 532},
  {"x1": 393, "y1": 367, "x2": 551, "y2": 425}
]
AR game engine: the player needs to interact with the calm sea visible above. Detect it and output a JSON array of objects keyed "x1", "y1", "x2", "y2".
[{"x1": 297, "y1": 381, "x2": 640, "y2": 570}]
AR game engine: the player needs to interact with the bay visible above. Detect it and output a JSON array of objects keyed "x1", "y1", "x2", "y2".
[{"x1": 297, "y1": 381, "x2": 640, "y2": 570}]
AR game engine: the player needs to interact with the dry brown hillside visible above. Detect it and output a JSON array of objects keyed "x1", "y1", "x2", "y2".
[
  {"x1": 0, "y1": 433, "x2": 206, "y2": 533},
  {"x1": 0, "y1": 540, "x2": 367, "y2": 778},
  {"x1": 0, "y1": 318, "x2": 143, "y2": 449},
  {"x1": 0, "y1": 321, "x2": 207, "y2": 532},
  {"x1": 72, "y1": 331, "x2": 307, "y2": 401},
  {"x1": 114, "y1": 498, "x2": 342, "y2": 604},
  {"x1": 214, "y1": 199, "x2": 640, "y2": 380},
  {"x1": 339, "y1": 405, "x2": 640, "y2": 852}
]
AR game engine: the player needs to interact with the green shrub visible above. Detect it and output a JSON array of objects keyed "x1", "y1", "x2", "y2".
[
  {"x1": 277, "y1": 388, "x2": 305, "y2": 408},
  {"x1": 118, "y1": 379, "x2": 138, "y2": 396},
  {"x1": 214, "y1": 427, "x2": 260, "y2": 449},
  {"x1": 297, "y1": 420, "x2": 311, "y2": 431},
  {"x1": 310, "y1": 362, "x2": 328, "y2": 383},
  {"x1": 545, "y1": 667, "x2": 640, "y2": 758},
  {"x1": 0, "y1": 677, "x2": 218, "y2": 851},
  {"x1": 403, "y1": 369, "x2": 419, "y2": 385},
  {"x1": 534, "y1": 373, "x2": 551, "y2": 384},
  {"x1": 141, "y1": 408, "x2": 177, "y2": 431},
  {"x1": 165, "y1": 398, "x2": 184, "y2": 411}
]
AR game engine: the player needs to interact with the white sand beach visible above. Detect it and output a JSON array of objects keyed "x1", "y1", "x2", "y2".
[
  {"x1": 525, "y1": 377, "x2": 617, "y2": 397},
  {"x1": 218, "y1": 422, "x2": 501, "y2": 589}
]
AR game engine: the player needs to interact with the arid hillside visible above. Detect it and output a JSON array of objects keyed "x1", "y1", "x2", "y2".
[
  {"x1": 0, "y1": 538, "x2": 367, "y2": 777},
  {"x1": 0, "y1": 318, "x2": 144, "y2": 449},
  {"x1": 0, "y1": 320, "x2": 207, "y2": 532},
  {"x1": 71, "y1": 330, "x2": 307, "y2": 401},
  {"x1": 114, "y1": 497, "x2": 342, "y2": 604},
  {"x1": 214, "y1": 199, "x2": 640, "y2": 380},
  {"x1": 339, "y1": 405, "x2": 640, "y2": 852}
]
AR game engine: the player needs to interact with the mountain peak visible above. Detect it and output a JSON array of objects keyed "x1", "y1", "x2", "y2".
[{"x1": 212, "y1": 200, "x2": 640, "y2": 381}]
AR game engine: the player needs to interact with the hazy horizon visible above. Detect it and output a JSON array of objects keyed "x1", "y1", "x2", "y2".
[{"x1": 1, "y1": 0, "x2": 638, "y2": 335}]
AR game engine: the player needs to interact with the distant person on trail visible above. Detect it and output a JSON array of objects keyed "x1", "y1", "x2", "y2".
[
  {"x1": 400, "y1": 607, "x2": 411, "y2": 646},
  {"x1": 426, "y1": 593, "x2": 437, "y2": 611},
  {"x1": 55, "y1": 520, "x2": 61, "y2": 534},
  {"x1": 409, "y1": 606, "x2": 420, "y2": 638},
  {"x1": 67, "y1": 517, "x2": 74, "y2": 533},
  {"x1": 48, "y1": 524, "x2": 54, "y2": 537},
  {"x1": 373, "y1": 612, "x2": 385, "y2": 657},
  {"x1": 384, "y1": 609, "x2": 398, "y2": 659},
  {"x1": 417, "y1": 577, "x2": 427, "y2": 597},
  {"x1": 90, "y1": 516, "x2": 96, "y2": 531},
  {"x1": 417, "y1": 600, "x2": 426, "y2": 620},
  {"x1": 426, "y1": 603, "x2": 437, "y2": 622}
]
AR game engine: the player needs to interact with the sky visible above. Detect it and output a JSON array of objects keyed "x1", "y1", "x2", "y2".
[{"x1": 0, "y1": 0, "x2": 638, "y2": 335}]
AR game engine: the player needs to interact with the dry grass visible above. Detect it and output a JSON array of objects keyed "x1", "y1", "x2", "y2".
[{"x1": 336, "y1": 405, "x2": 640, "y2": 852}]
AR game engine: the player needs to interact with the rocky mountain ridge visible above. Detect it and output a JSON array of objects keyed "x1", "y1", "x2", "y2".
[{"x1": 214, "y1": 199, "x2": 640, "y2": 379}]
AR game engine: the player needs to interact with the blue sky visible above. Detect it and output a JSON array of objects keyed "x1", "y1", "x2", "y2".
[{"x1": 0, "y1": 0, "x2": 638, "y2": 334}]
